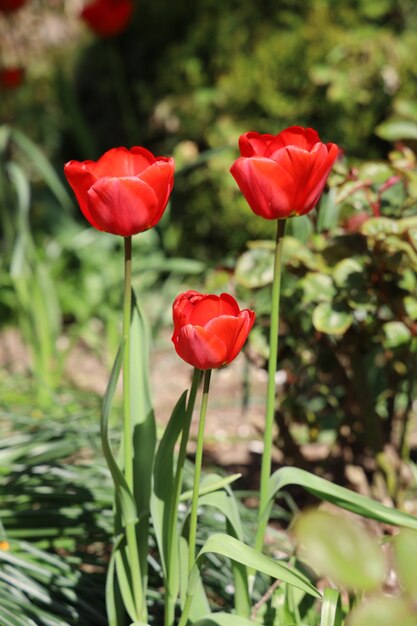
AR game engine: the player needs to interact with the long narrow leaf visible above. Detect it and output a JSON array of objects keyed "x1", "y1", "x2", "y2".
[
  {"x1": 10, "y1": 127, "x2": 73, "y2": 212},
  {"x1": 268, "y1": 467, "x2": 417, "y2": 529},
  {"x1": 193, "y1": 614, "x2": 256, "y2": 626},
  {"x1": 180, "y1": 474, "x2": 242, "y2": 502},
  {"x1": 151, "y1": 390, "x2": 187, "y2": 581},
  {"x1": 320, "y1": 589, "x2": 342, "y2": 626},
  {"x1": 188, "y1": 534, "x2": 320, "y2": 600},
  {"x1": 130, "y1": 295, "x2": 156, "y2": 588}
]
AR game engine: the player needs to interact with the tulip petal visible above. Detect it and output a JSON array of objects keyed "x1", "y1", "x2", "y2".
[
  {"x1": 239, "y1": 132, "x2": 277, "y2": 157},
  {"x1": 273, "y1": 143, "x2": 339, "y2": 215},
  {"x1": 173, "y1": 325, "x2": 228, "y2": 370},
  {"x1": 231, "y1": 157, "x2": 295, "y2": 219},
  {"x1": 87, "y1": 177, "x2": 159, "y2": 236},
  {"x1": 272, "y1": 126, "x2": 320, "y2": 152},
  {"x1": 64, "y1": 161, "x2": 101, "y2": 230},
  {"x1": 92, "y1": 146, "x2": 155, "y2": 178},
  {"x1": 189, "y1": 293, "x2": 240, "y2": 326},
  {"x1": 205, "y1": 310, "x2": 255, "y2": 364},
  {"x1": 138, "y1": 159, "x2": 175, "y2": 224},
  {"x1": 173, "y1": 290, "x2": 204, "y2": 328}
]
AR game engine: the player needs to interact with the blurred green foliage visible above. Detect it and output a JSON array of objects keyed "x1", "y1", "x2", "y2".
[
  {"x1": 68, "y1": 0, "x2": 417, "y2": 257},
  {"x1": 4, "y1": 0, "x2": 417, "y2": 258}
]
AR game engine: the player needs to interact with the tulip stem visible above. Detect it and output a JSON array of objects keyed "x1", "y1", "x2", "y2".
[
  {"x1": 255, "y1": 219, "x2": 286, "y2": 554},
  {"x1": 165, "y1": 368, "x2": 202, "y2": 626},
  {"x1": 122, "y1": 235, "x2": 145, "y2": 620},
  {"x1": 188, "y1": 369, "x2": 212, "y2": 574},
  {"x1": 123, "y1": 235, "x2": 133, "y2": 492}
]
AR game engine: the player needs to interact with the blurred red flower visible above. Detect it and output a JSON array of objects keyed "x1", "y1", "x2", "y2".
[
  {"x1": 230, "y1": 126, "x2": 340, "y2": 220},
  {"x1": 172, "y1": 290, "x2": 255, "y2": 370},
  {"x1": 0, "y1": 0, "x2": 26, "y2": 13},
  {"x1": 0, "y1": 66, "x2": 24, "y2": 89},
  {"x1": 80, "y1": 0, "x2": 134, "y2": 37},
  {"x1": 64, "y1": 146, "x2": 175, "y2": 237}
]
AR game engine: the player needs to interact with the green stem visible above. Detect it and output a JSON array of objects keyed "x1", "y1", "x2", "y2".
[
  {"x1": 255, "y1": 219, "x2": 286, "y2": 553},
  {"x1": 188, "y1": 369, "x2": 212, "y2": 574},
  {"x1": 123, "y1": 236, "x2": 133, "y2": 491},
  {"x1": 122, "y1": 236, "x2": 145, "y2": 620},
  {"x1": 165, "y1": 368, "x2": 202, "y2": 626}
]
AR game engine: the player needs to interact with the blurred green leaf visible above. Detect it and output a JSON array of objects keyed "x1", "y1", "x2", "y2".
[
  {"x1": 295, "y1": 510, "x2": 385, "y2": 590},
  {"x1": 332, "y1": 258, "x2": 363, "y2": 288},
  {"x1": 235, "y1": 248, "x2": 274, "y2": 288},
  {"x1": 382, "y1": 321, "x2": 411, "y2": 348},
  {"x1": 300, "y1": 273, "x2": 335, "y2": 304},
  {"x1": 313, "y1": 302, "x2": 353, "y2": 335},
  {"x1": 375, "y1": 119, "x2": 417, "y2": 141},
  {"x1": 360, "y1": 217, "x2": 399, "y2": 237},
  {"x1": 348, "y1": 596, "x2": 417, "y2": 626},
  {"x1": 404, "y1": 296, "x2": 417, "y2": 321},
  {"x1": 393, "y1": 529, "x2": 417, "y2": 602}
]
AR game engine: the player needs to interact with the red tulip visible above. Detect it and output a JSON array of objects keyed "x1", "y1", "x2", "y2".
[
  {"x1": 0, "y1": 66, "x2": 24, "y2": 89},
  {"x1": 64, "y1": 146, "x2": 175, "y2": 237},
  {"x1": 230, "y1": 126, "x2": 340, "y2": 220},
  {"x1": 80, "y1": 0, "x2": 133, "y2": 37},
  {"x1": 0, "y1": 0, "x2": 26, "y2": 13},
  {"x1": 172, "y1": 290, "x2": 255, "y2": 370}
]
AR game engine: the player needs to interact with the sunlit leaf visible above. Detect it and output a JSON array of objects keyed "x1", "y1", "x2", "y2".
[
  {"x1": 267, "y1": 467, "x2": 417, "y2": 530},
  {"x1": 313, "y1": 302, "x2": 353, "y2": 335},
  {"x1": 382, "y1": 321, "x2": 411, "y2": 348}
]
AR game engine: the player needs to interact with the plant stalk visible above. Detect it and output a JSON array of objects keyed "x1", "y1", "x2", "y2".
[
  {"x1": 188, "y1": 369, "x2": 212, "y2": 574},
  {"x1": 123, "y1": 236, "x2": 133, "y2": 491},
  {"x1": 122, "y1": 236, "x2": 145, "y2": 620},
  {"x1": 165, "y1": 368, "x2": 202, "y2": 626},
  {"x1": 255, "y1": 219, "x2": 286, "y2": 553}
]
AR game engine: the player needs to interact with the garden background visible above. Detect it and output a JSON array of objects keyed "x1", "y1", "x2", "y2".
[{"x1": 2, "y1": 0, "x2": 417, "y2": 624}]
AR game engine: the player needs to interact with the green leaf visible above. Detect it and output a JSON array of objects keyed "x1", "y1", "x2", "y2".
[
  {"x1": 313, "y1": 302, "x2": 353, "y2": 335},
  {"x1": 300, "y1": 273, "x2": 335, "y2": 304},
  {"x1": 360, "y1": 217, "x2": 399, "y2": 237},
  {"x1": 317, "y1": 188, "x2": 340, "y2": 233},
  {"x1": 295, "y1": 510, "x2": 385, "y2": 590},
  {"x1": 375, "y1": 118, "x2": 417, "y2": 141},
  {"x1": 332, "y1": 258, "x2": 363, "y2": 288},
  {"x1": 151, "y1": 391, "x2": 187, "y2": 583},
  {"x1": 267, "y1": 467, "x2": 417, "y2": 530},
  {"x1": 382, "y1": 321, "x2": 411, "y2": 348},
  {"x1": 106, "y1": 536, "x2": 127, "y2": 626},
  {"x1": 286, "y1": 214, "x2": 313, "y2": 243},
  {"x1": 393, "y1": 529, "x2": 417, "y2": 602},
  {"x1": 193, "y1": 614, "x2": 256, "y2": 626},
  {"x1": 283, "y1": 236, "x2": 321, "y2": 270},
  {"x1": 101, "y1": 348, "x2": 137, "y2": 526},
  {"x1": 197, "y1": 489, "x2": 250, "y2": 616},
  {"x1": 349, "y1": 596, "x2": 417, "y2": 626},
  {"x1": 404, "y1": 297, "x2": 417, "y2": 321},
  {"x1": 320, "y1": 589, "x2": 342, "y2": 626},
  {"x1": 130, "y1": 296, "x2": 157, "y2": 585},
  {"x1": 180, "y1": 473, "x2": 242, "y2": 501},
  {"x1": 235, "y1": 248, "x2": 274, "y2": 288},
  {"x1": 188, "y1": 534, "x2": 320, "y2": 600},
  {"x1": 179, "y1": 537, "x2": 211, "y2": 620},
  {"x1": 10, "y1": 127, "x2": 73, "y2": 212}
]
